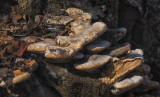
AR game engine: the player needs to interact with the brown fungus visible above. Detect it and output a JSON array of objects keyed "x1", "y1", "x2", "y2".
[
  {"x1": 0, "y1": 6, "x2": 159, "y2": 97},
  {"x1": 108, "y1": 42, "x2": 131, "y2": 57},
  {"x1": 111, "y1": 75, "x2": 144, "y2": 95},
  {"x1": 67, "y1": 8, "x2": 92, "y2": 36},
  {"x1": 73, "y1": 52, "x2": 84, "y2": 59},
  {"x1": 100, "y1": 49, "x2": 144, "y2": 85},
  {"x1": 66, "y1": 8, "x2": 92, "y2": 21},
  {"x1": 27, "y1": 22, "x2": 107, "y2": 62},
  {"x1": 127, "y1": 49, "x2": 144, "y2": 59},
  {"x1": 45, "y1": 16, "x2": 74, "y2": 26},
  {"x1": 20, "y1": 36, "x2": 43, "y2": 44},
  {"x1": 74, "y1": 55, "x2": 111, "y2": 72},
  {"x1": 85, "y1": 38, "x2": 111, "y2": 53},
  {"x1": 128, "y1": 64, "x2": 151, "y2": 77}
]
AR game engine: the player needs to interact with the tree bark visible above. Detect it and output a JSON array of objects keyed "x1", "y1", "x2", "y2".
[
  {"x1": 1, "y1": 0, "x2": 160, "y2": 97},
  {"x1": 0, "y1": 0, "x2": 120, "y2": 97}
]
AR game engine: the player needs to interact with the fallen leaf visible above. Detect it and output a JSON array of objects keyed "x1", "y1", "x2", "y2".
[{"x1": 11, "y1": 39, "x2": 28, "y2": 57}]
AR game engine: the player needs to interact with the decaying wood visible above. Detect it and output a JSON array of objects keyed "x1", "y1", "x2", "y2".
[{"x1": 0, "y1": 0, "x2": 160, "y2": 97}]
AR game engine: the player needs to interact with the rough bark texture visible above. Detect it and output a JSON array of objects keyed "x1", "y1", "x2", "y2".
[
  {"x1": 44, "y1": 62, "x2": 114, "y2": 97},
  {"x1": 17, "y1": 0, "x2": 119, "y2": 28},
  {"x1": 118, "y1": 0, "x2": 160, "y2": 84},
  {"x1": 0, "y1": 0, "x2": 120, "y2": 97},
  {"x1": 1, "y1": 0, "x2": 160, "y2": 97},
  {"x1": 118, "y1": 1, "x2": 157, "y2": 48}
]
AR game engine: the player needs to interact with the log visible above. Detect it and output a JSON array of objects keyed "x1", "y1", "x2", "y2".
[{"x1": 1, "y1": 0, "x2": 160, "y2": 97}]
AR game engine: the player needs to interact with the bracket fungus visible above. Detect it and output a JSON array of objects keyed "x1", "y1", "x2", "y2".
[
  {"x1": 74, "y1": 55, "x2": 111, "y2": 72},
  {"x1": 111, "y1": 75, "x2": 144, "y2": 95},
  {"x1": 73, "y1": 52, "x2": 84, "y2": 59},
  {"x1": 99, "y1": 49, "x2": 144, "y2": 85},
  {"x1": 108, "y1": 42, "x2": 131, "y2": 57},
  {"x1": 27, "y1": 22, "x2": 107, "y2": 62},
  {"x1": 0, "y1": 6, "x2": 159, "y2": 97},
  {"x1": 45, "y1": 16, "x2": 74, "y2": 26},
  {"x1": 85, "y1": 38, "x2": 111, "y2": 53},
  {"x1": 26, "y1": 8, "x2": 130, "y2": 64}
]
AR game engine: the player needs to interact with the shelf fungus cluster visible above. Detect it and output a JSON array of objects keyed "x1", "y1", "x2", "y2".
[{"x1": 0, "y1": 7, "x2": 159, "y2": 96}]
